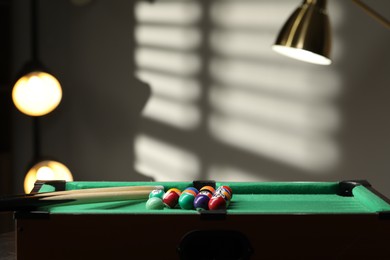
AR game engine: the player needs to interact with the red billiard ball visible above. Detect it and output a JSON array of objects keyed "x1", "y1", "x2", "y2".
[
  {"x1": 163, "y1": 190, "x2": 180, "y2": 208},
  {"x1": 208, "y1": 196, "x2": 226, "y2": 210}
]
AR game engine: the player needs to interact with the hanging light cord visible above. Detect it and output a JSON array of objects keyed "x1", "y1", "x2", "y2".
[
  {"x1": 31, "y1": 0, "x2": 39, "y2": 61},
  {"x1": 351, "y1": 0, "x2": 390, "y2": 29},
  {"x1": 32, "y1": 117, "x2": 42, "y2": 162},
  {"x1": 31, "y1": 0, "x2": 42, "y2": 161}
]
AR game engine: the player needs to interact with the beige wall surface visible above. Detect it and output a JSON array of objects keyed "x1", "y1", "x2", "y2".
[{"x1": 11, "y1": 0, "x2": 390, "y2": 197}]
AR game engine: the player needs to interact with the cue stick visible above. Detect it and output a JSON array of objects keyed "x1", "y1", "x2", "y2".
[
  {"x1": 30, "y1": 185, "x2": 164, "y2": 198},
  {"x1": 0, "y1": 185, "x2": 164, "y2": 211},
  {"x1": 39, "y1": 190, "x2": 151, "y2": 204}
]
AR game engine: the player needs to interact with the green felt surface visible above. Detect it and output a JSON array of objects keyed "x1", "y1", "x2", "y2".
[{"x1": 38, "y1": 182, "x2": 390, "y2": 215}]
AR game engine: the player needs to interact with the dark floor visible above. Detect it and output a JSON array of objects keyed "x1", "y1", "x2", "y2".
[{"x1": 0, "y1": 231, "x2": 16, "y2": 260}]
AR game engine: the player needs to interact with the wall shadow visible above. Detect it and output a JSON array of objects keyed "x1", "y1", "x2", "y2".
[
  {"x1": 133, "y1": 0, "x2": 342, "y2": 182},
  {"x1": 38, "y1": 0, "x2": 153, "y2": 181}
]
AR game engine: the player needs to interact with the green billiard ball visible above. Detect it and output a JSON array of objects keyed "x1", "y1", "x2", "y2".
[
  {"x1": 178, "y1": 193, "x2": 195, "y2": 210},
  {"x1": 149, "y1": 189, "x2": 165, "y2": 200},
  {"x1": 146, "y1": 197, "x2": 164, "y2": 210}
]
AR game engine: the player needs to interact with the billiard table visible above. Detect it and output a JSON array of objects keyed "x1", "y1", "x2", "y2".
[{"x1": 14, "y1": 180, "x2": 390, "y2": 259}]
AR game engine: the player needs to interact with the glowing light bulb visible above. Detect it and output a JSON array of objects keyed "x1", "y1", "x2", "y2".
[
  {"x1": 12, "y1": 71, "x2": 62, "y2": 116},
  {"x1": 272, "y1": 45, "x2": 331, "y2": 65},
  {"x1": 36, "y1": 166, "x2": 55, "y2": 180},
  {"x1": 24, "y1": 160, "x2": 73, "y2": 193}
]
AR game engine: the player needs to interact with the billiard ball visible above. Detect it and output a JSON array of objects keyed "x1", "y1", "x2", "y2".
[
  {"x1": 214, "y1": 186, "x2": 232, "y2": 206},
  {"x1": 192, "y1": 186, "x2": 215, "y2": 210},
  {"x1": 215, "y1": 186, "x2": 232, "y2": 200},
  {"x1": 178, "y1": 187, "x2": 201, "y2": 210},
  {"x1": 166, "y1": 188, "x2": 181, "y2": 196},
  {"x1": 179, "y1": 193, "x2": 196, "y2": 210},
  {"x1": 219, "y1": 185, "x2": 232, "y2": 193},
  {"x1": 193, "y1": 193, "x2": 212, "y2": 210},
  {"x1": 208, "y1": 196, "x2": 227, "y2": 210},
  {"x1": 200, "y1": 186, "x2": 215, "y2": 195},
  {"x1": 182, "y1": 189, "x2": 197, "y2": 197},
  {"x1": 149, "y1": 189, "x2": 165, "y2": 200},
  {"x1": 184, "y1": 187, "x2": 199, "y2": 195},
  {"x1": 163, "y1": 189, "x2": 181, "y2": 208},
  {"x1": 217, "y1": 189, "x2": 231, "y2": 201},
  {"x1": 145, "y1": 197, "x2": 164, "y2": 210},
  {"x1": 220, "y1": 185, "x2": 233, "y2": 199}
]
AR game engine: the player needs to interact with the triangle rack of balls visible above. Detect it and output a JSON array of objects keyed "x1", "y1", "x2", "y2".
[{"x1": 146, "y1": 185, "x2": 232, "y2": 211}]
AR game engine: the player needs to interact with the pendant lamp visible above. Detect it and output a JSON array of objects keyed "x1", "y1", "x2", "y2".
[
  {"x1": 22, "y1": 117, "x2": 73, "y2": 194},
  {"x1": 12, "y1": 0, "x2": 73, "y2": 193},
  {"x1": 12, "y1": 0, "x2": 62, "y2": 116}
]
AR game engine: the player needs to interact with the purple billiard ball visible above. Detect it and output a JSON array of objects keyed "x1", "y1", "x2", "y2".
[{"x1": 193, "y1": 193, "x2": 212, "y2": 211}]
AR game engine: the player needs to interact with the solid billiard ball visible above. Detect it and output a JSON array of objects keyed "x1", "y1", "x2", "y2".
[
  {"x1": 193, "y1": 193, "x2": 212, "y2": 210},
  {"x1": 179, "y1": 193, "x2": 196, "y2": 210},
  {"x1": 208, "y1": 196, "x2": 227, "y2": 210},
  {"x1": 146, "y1": 197, "x2": 164, "y2": 210},
  {"x1": 163, "y1": 189, "x2": 181, "y2": 208},
  {"x1": 149, "y1": 189, "x2": 165, "y2": 200}
]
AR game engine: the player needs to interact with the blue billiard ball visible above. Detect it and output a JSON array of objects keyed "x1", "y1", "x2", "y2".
[{"x1": 183, "y1": 187, "x2": 199, "y2": 195}]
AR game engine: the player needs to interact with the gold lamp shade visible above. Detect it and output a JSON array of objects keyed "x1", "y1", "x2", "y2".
[
  {"x1": 24, "y1": 160, "x2": 73, "y2": 193},
  {"x1": 272, "y1": 0, "x2": 331, "y2": 65}
]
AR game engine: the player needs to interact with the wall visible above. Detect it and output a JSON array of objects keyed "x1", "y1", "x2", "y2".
[
  {"x1": 0, "y1": 0, "x2": 13, "y2": 233},
  {"x1": 11, "y1": 0, "x2": 390, "y2": 196}
]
